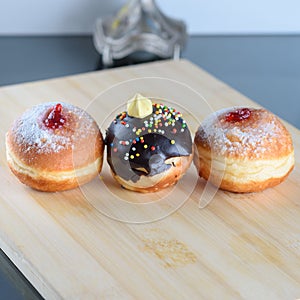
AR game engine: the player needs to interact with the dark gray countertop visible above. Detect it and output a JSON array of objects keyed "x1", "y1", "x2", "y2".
[
  {"x1": 1, "y1": 35, "x2": 299, "y2": 129},
  {"x1": 0, "y1": 35, "x2": 299, "y2": 299}
]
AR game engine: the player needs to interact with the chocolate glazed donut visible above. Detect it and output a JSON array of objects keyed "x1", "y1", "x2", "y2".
[{"x1": 105, "y1": 94, "x2": 193, "y2": 193}]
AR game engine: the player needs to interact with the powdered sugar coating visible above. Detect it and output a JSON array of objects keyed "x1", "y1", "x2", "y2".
[
  {"x1": 10, "y1": 102, "x2": 98, "y2": 154},
  {"x1": 195, "y1": 107, "x2": 293, "y2": 159}
]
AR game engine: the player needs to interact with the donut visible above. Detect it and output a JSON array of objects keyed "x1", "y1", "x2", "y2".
[
  {"x1": 6, "y1": 102, "x2": 104, "y2": 192},
  {"x1": 194, "y1": 107, "x2": 294, "y2": 193},
  {"x1": 105, "y1": 94, "x2": 193, "y2": 193}
]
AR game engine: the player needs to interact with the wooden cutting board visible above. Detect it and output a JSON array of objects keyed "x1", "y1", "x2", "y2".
[{"x1": 0, "y1": 59, "x2": 300, "y2": 299}]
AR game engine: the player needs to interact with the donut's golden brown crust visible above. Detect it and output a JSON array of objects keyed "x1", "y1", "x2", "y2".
[
  {"x1": 6, "y1": 102, "x2": 104, "y2": 192},
  {"x1": 217, "y1": 170, "x2": 293, "y2": 193},
  {"x1": 6, "y1": 157, "x2": 102, "y2": 192},
  {"x1": 194, "y1": 108, "x2": 295, "y2": 193}
]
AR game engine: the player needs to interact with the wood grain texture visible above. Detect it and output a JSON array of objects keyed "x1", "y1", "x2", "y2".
[{"x1": 0, "y1": 59, "x2": 299, "y2": 299}]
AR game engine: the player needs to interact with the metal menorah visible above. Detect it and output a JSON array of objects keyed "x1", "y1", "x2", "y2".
[{"x1": 93, "y1": 0, "x2": 187, "y2": 67}]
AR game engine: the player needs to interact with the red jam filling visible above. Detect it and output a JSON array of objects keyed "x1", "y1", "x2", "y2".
[
  {"x1": 44, "y1": 103, "x2": 66, "y2": 129},
  {"x1": 225, "y1": 108, "x2": 251, "y2": 122}
]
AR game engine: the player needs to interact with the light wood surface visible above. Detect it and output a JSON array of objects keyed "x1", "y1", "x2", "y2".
[{"x1": 0, "y1": 60, "x2": 300, "y2": 299}]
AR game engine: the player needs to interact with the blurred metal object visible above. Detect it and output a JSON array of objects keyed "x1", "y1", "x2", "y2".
[{"x1": 93, "y1": 0, "x2": 187, "y2": 67}]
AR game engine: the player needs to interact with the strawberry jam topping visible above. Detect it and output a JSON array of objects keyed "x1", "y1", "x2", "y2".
[
  {"x1": 225, "y1": 108, "x2": 251, "y2": 122},
  {"x1": 44, "y1": 103, "x2": 66, "y2": 129}
]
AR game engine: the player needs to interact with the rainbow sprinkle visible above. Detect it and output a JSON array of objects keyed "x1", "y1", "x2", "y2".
[{"x1": 113, "y1": 103, "x2": 187, "y2": 162}]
